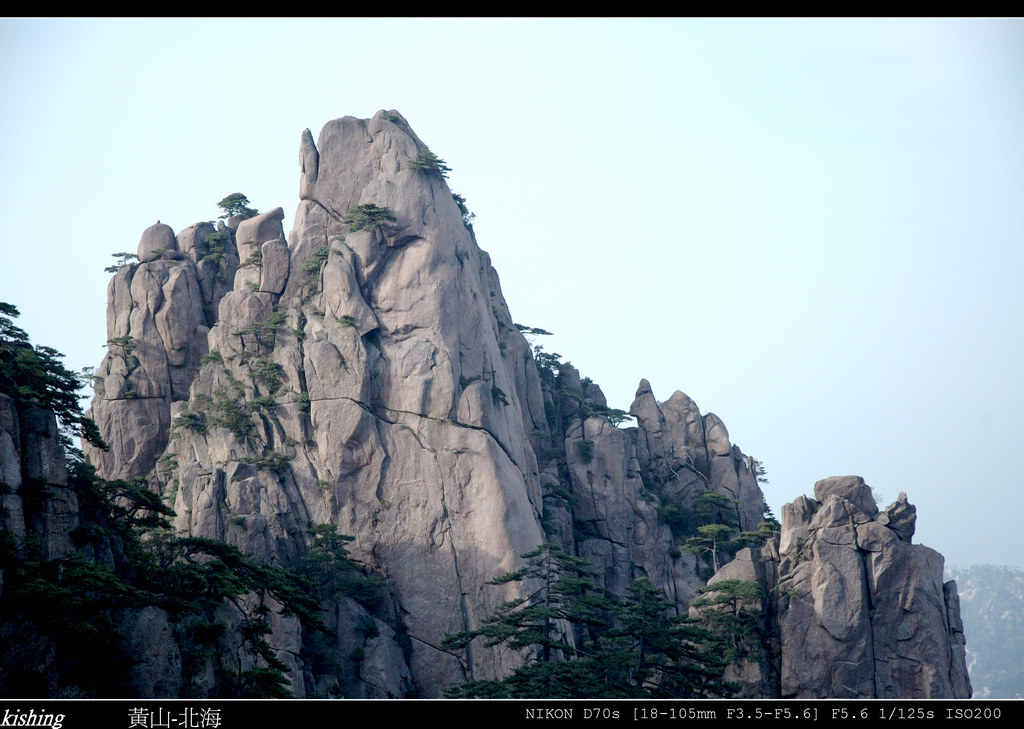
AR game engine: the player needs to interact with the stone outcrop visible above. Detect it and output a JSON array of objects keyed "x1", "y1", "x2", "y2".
[
  {"x1": 718, "y1": 476, "x2": 972, "y2": 698},
  {"x1": 66, "y1": 110, "x2": 971, "y2": 699},
  {"x1": 84, "y1": 218, "x2": 240, "y2": 479}
]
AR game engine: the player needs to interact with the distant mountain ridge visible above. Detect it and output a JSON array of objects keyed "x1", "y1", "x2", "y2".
[{"x1": 946, "y1": 564, "x2": 1024, "y2": 699}]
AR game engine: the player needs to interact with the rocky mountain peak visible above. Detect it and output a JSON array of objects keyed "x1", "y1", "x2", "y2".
[{"x1": 57, "y1": 111, "x2": 973, "y2": 698}]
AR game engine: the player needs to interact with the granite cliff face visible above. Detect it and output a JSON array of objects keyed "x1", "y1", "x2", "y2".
[
  {"x1": 703, "y1": 477, "x2": 971, "y2": 698},
  {"x1": 54, "y1": 110, "x2": 972, "y2": 698},
  {"x1": 776, "y1": 477, "x2": 970, "y2": 698}
]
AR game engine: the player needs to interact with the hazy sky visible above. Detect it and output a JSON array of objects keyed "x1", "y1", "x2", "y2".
[{"x1": 2, "y1": 18, "x2": 1021, "y2": 569}]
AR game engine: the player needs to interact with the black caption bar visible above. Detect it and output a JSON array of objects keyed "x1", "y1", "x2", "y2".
[{"x1": 0, "y1": 699, "x2": 1017, "y2": 726}]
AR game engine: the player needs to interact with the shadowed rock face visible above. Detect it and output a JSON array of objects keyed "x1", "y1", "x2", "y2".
[
  {"x1": 0, "y1": 393, "x2": 77, "y2": 562},
  {"x1": 78, "y1": 111, "x2": 969, "y2": 699}
]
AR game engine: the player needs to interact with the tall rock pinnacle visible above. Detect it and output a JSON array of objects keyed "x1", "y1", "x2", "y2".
[{"x1": 156, "y1": 111, "x2": 546, "y2": 695}]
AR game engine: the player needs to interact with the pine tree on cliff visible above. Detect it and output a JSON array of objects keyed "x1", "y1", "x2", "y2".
[
  {"x1": 1, "y1": 301, "x2": 106, "y2": 456},
  {"x1": 441, "y1": 544, "x2": 732, "y2": 698}
]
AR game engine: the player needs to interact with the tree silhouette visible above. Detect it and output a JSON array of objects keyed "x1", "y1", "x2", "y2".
[{"x1": 217, "y1": 193, "x2": 258, "y2": 219}]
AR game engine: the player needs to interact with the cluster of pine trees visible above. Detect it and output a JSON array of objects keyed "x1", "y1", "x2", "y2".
[{"x1": 441, "y1": 543, "x2": 766, "y2": 698}]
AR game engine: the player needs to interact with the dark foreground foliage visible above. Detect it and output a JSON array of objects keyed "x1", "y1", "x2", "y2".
[
  {"x1": 0, "y1": 303, "x2": 380, "y2": 698},
  {"x1": 442, "y1": 543, "x2": 761, "y2": 698}
]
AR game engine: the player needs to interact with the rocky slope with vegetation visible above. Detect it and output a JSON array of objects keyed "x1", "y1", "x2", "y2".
[{"x1": 1, "y1": 111, "x2": 971, "y2": 699}]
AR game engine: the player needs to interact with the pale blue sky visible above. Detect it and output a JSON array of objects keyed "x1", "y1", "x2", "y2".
[{"x1": 2, "y1": 18, "x2": 1021, "y2": 568}]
